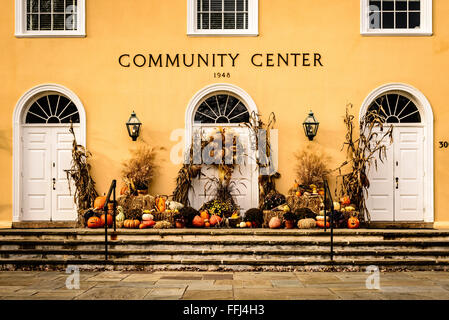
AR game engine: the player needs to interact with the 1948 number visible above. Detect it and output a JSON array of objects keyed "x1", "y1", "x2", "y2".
[{"x1": 214, "y1": 72, "x2": 231, "y2": 78}]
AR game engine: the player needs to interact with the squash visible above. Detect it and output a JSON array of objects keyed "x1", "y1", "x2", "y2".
[
  {"x1": 142, "y1": 213, "x2": 154, "y2": 221},
  {"x1": 166, "y1": 200, "x2": 184, "y2": 211},
  {"x1": 345, "y1": 206, "x2": 355, "y2": 212},
  {"x1": 94, "y1": 196, "x2": 107, "y2": 210},
  {"x1": 333, "y1": 201, "x2": 341, "y2": 211},
  {"x1": 316, "y1": 220, "x2": 330, "y2": 228},
  {"x1": 139, "y1": 220, "x2": 155, "y2": 229},
  {"x1": 209, "y1": 215, "x2": 222, "y2": 226},
  {"x1": 155, "y1": 196, "x2": 167, "y2": 212},
  {"x1": 192, "y1": 215, "x2": 205, "y2": 227},
  {"x1": 87, "y1": 216, "x2": 101, "y2": 228},
  {"x1": 348, "y1": 216, "x2": 360, "y2": 229},
  {"x1": 297, "y1": 218, "x2": 316, "y2": 229},
  {"x1": 100, "y1": 214, "x2": 113, "y2": 227},
  {"x1": 268, "y1": 217, "x2": 281, "y2": 229},
  {"x1": 124, "y1": 219, "x2": 141, "y2": 229}
]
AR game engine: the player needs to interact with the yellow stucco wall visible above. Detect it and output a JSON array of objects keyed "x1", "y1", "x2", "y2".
[{"x1": 1, "y1": 1, "x2": 448, "y2": 226}]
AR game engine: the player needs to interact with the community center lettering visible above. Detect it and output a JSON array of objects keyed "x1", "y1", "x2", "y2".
[{"x1": 118, "y1": 53, "x2": 324, "y2": 68}]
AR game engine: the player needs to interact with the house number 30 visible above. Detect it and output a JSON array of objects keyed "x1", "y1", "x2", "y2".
[{"x1": 439, "y1": 141, "x2": 449, "y2": 148}]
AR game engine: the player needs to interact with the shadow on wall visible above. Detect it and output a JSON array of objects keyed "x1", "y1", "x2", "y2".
[{"x1": 0, "y1": 130, "x2": 12, "y2": 155}]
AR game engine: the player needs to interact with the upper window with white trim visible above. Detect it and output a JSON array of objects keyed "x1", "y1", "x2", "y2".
[
  {"x1": 15, "y1": 0, "x2": 85, "y2": 37},
  {"x1": 360, "y1": 0, "x2": 432, "y2": 36},
  {"x1": 188, "y1": 0, "x2": 258, "y2": 36}
]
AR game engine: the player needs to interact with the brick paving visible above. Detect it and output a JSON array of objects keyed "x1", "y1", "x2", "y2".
[{"x1": 0, "y1": 270, "x2": 448, "y2": 300}]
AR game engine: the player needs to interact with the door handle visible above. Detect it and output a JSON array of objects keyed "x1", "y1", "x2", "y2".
[
  {"x1": 52, "y1": 178, "x2": 56, "y2": 190},
  {"x1": 395, "y1": 177, "x2": 399, "y2": 189}
]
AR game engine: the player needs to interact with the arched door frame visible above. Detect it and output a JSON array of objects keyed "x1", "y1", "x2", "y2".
[
  {"x1": 360, "y1": 83, "x2": 434, "y2": 222},
  {"x1": 12, "y1": 83, "x2": 86, "y2": 222}
]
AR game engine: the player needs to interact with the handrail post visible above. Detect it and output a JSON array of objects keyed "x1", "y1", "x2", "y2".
[
  {"x1": 323, "y1": 180, "x2": 334, "y2": 262},
  {"x1": 103, "y1": 179, "x2": 117, "y2": 261}
]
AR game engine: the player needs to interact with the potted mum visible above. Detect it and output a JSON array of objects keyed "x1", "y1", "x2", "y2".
[{"x1": 283, "y1": 211, "x2": 296, "y2": 229}]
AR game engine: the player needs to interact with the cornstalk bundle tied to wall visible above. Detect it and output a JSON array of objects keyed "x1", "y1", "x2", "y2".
[
  {"x1": 334, "y1": 103, "x2": 393, "y2": 223},
  {"x1": 65, "y1": 123, "x2": 98, "y2": 214}
]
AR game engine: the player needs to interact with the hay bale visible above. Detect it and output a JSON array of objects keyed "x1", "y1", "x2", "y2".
[{"x1": 286, "y1": 195, "x2": 322, "y2": 214}]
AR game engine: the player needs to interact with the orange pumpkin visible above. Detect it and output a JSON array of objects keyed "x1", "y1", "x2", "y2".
[
  {"x1": 204, "y1": 222, "x2": 211, "y2": 228},
  {"x1": 269, "y1": 217, "x2": 281, "y2": 229},
  {"x1": 209, "y1": 215, "x2": 222, "y2": 226},
  {"x1": 348, "y1": 217, "x2": 360, "y2": 229},
  {"x1": 124, "y1": 219, "x2": 141, "y2": 229},
  {"x1": 192, "y1": 215, "x2": 205, "y2": 227},
  {"x1": 87, "y1": 216, "x2": 101, "y2": 228},
  {"x1": 94, "y1": 196, "x2": 106, "y2": 210},
  {"x1": 200, "y1": 210, "x2": 210, "y2": 220},
  {"x1": 246, "y1": 221, "x2": 252, "y2": 228},
  {"x1": 316, "y1": 220, "x2": 330, "y2": 228},
  {"x1": 155, "y1": 196, "x2": 166, "y2": 212},
  {"x1": 100, "y1": 214, "x2": 113, "y2": 227}
]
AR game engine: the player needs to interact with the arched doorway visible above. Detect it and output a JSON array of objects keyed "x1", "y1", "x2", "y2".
[
  {"x1": 185, "y1": 83, "x2": 259, "y2": 212},
  {"x1": 360, "y1": 83, "x2": 434, "y2": 223},
  {"x1": 13, "y1": 84, "x2": 86, "y2": 222}
]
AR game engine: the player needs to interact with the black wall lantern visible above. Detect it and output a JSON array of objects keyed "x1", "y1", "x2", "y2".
[
  {"x1": 126, "y1": 111, "x2": 142, "y2": 141},
  {"x1": 302, "y1": 110, "x2": 319, "y2": 141}
]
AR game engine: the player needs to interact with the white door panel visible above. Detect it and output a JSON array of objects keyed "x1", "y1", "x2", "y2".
[
  {"x1": 366, "y1": 135, "x2": 394, "y2": 221},
  {"x1": 21, "y1": 126, "x2": 79, "y2": 221},
  {"x1": 22, "y1": 128, "x2": 52, "y2": 221},
  {"x1": 394, "y1": 127, "x2": 424, "y2": 221},
  {"x1": 367, "y1": 126, "x2": 424, "y2": 222}
]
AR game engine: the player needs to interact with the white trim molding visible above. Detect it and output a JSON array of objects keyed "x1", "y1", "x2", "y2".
[
  {"x1": 360, "y1": 0, "x2": 432, "y2": 36},
  {"x1": 187, "y1": 0, "x2": 258, "y2": 36},
  {"x1": 15, "y1": 0, "x2": 86, "y2": 38},
  {"x1": 12, "y1": 84, "x2": 87, "y2": 222},
  {"x1": 360, "y1": 83, "x2": 434, "y2": 223}
]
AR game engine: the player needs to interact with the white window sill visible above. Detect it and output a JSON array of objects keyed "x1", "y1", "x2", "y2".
[
  {"x1": 187, "y1": 31, "x2": 258, "y2": 37},
  {"x1": 361, "y1": 30, "x2": 433, "y2": 36},
  {"x1": 15, "y1": 32, "x2": 86, "y2": 38}
]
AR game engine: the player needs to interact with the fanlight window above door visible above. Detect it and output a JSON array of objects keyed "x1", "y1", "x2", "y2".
[
  {"x1": 194, "y1": 94, "x2": 250, "y2": 124},
  {"x1": 367, "y1": 93, "x2": 421, "y2": 123},
  {"x1": 24, "y1": 93, "x2": 80, "y2": 124}
]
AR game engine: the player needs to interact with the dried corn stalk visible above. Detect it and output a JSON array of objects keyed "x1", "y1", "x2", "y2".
[
  {"x1": 335, "y1": 103, "x2": 393, "y2": 222},
  {"x1": 65, "y1": 123, "x2": 98, "y2": 217}
]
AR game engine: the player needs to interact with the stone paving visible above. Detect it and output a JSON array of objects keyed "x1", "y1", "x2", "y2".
[{"x1": 0, "y1": 270, "x2": 448, "y2": 300}]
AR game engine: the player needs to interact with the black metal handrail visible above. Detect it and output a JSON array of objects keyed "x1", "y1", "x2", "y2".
[
  {"x1": 102, "y1": 179, "x2": 117, "y2": 260},
  {"x1": 322, "y1": 179, "x2": 334, "y2": 261}
]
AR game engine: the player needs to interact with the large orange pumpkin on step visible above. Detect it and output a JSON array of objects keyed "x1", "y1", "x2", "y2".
[
  {"x1": 100, "y1": 214, "x2": 113, "y2": 227},
  {"x1": 316, "y1": 220, "x2": 330, "y2": 228},
  {"x1": 347, "y1": 217, "x2": 360, "y2": 229},
  {"x1": 87, "y1": 216, "x2": 101, "y2": 228},
  {"x1": 94, "y1": 196, "x2": 107, "y2": 210},
  {"x1": 192, "y1": 215, "x2": 205, "y2": 227},
  {"x1": 124, "y1": 219, "x2": 141, "y2": 229}
]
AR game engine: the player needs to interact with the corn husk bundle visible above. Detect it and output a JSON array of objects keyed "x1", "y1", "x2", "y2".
[{"x1": 154, "y1": 220, "x2": 172, "y2": 229}]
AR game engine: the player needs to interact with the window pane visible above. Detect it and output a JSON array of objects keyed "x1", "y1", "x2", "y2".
[
  {"x1": 369, "y1": 1, "x2": 381, "y2": 10},
  {"x1": 197, "y1": 0, "x2": 201, "y2": 11},
  {"x1": 53, "y1": 14, "x2": 65, "y2": 30},
  {"x1": 31, "y1": 0, "x2": 39, "y2": 12},
  {"x1": 66, "y1": 0, "x2": 77, "y2": 13},
  {"x1": 202, "y1": 0, "x2": 209, "y2": 11},
  {"x1": 30, "y1": 14, "x2": 39, "y2": 30},
  {"x1": 236, "y1": 13, "x2": 244, "y2": 29},
  {"x1": 409, "y1": 12, "x2": 421, "y2": 28},
  {"x1": 224, "y1": 0, "x2": 235, "y2": 11},
  {"x1": 65, "y1": 13, "x2": 77, "y2": 30},
  {"x1": 40, "y1": 0, "x2": 51, "y2": 12},
  {"x1": 201, "y1": 13, "x2": 209, "y2": 29},
  {"x1": 396, "y1": 0, "x2": 407, "y2": 10},
  {"x1": 409, "y1": 0, "x2": 421, "y2": 10},
  {"x1": 382, "y1": 12, "x2": 394, "y2": 28},
  {"x1": 396, "y1": 12, "x2": 407, "y2": 28},
  {"x1": 26, "y1": 0, "x2": 31, "y2": 13},
  {"x1": 40, "y1": 14, "x2": 51, "y2": 30},
  {"x1": 383, "y1": 0, "x2": 394, "y2": 11},
  {"x1": 369, "y1": 11, "x2": 381, "y2": 29},
  {"x1": 237, "y1": 0, "x2": 244, "y2": 11},
  {"x1": 210, "y1": 13, "x2": 222, "y2": 29},
  {"x1": 224, "y1": 13, "x2": 235, "y2": 29},
  {"x1": 54, "y1": 0, "x2": 65, "y2": 12},
  {"x1": 210, "y1": 0, "x2": 222, "y2": 11}
]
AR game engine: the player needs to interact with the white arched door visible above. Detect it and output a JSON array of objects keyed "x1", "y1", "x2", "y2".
[
  {"x1": 363, "y1": 87, "x2": 432, "y2": 222},
  {"x1": 186, "y1": 84, "x2": 259, "y2": 212},
  {"x1": 14, "y1": 85, "x2": 86, "y2": 222}
]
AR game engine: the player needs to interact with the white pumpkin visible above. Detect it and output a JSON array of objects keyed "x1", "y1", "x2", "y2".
[
  {"x1": 166, "y1": 201, "x2": 184, "y2": 211},
  {"x1": 142, "y1": 213, "x2": 154, "y2": 221}
]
